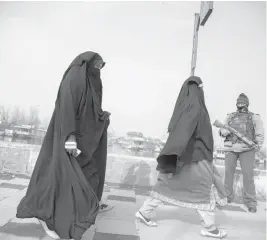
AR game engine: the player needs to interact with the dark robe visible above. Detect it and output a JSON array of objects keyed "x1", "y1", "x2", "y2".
[
  {"x1": 16, "y1": 52, "x2": 109, "y2": 240},
  {"x1": 151, "y1": 77, "x2": 227, "y2": 209},
  {"x1": 156, "y1": 76, "x2": 214, "y2": 174}
]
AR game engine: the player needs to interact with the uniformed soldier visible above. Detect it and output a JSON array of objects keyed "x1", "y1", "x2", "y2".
[{"x1": 219, "y1": 93, "x2": 264, "y2": 213}]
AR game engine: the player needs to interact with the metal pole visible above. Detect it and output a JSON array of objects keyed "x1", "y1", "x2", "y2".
[
  {"x1": 190, "y1": 1, "x2": 213, "y2": 76},
  {"x1": 190, "y1": 13, "x2": 200, "y2": 76}
]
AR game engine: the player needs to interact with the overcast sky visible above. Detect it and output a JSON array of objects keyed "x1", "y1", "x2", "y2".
[{"x1": 0, "y1": 1, "x2": 265, "y2": 145}]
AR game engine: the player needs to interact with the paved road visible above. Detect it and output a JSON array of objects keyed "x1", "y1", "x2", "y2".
[
  {"x1": 0, "y1": 177, "x2": 266, "y2": 240},
  {"x1": 136, "y1": 195, "x2": 266, "y2": 240}
]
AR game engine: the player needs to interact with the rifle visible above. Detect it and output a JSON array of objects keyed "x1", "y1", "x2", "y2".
[{"x1": 213, "y1": 120, "x2": 257, "y2": 148}]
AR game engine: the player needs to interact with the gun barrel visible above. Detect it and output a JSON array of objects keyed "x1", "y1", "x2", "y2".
[{"x1": 214, "y1": 119, "x2": 256, "y2": 147}]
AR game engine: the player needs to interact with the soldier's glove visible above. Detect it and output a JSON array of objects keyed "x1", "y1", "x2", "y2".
[{"x1": 220, "y1": 129, "x2": 231, "y2": 137}]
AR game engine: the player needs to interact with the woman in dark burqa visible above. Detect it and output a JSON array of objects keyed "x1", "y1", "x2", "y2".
[
  {"x1": 135, "y1": 76, "x2": 228, "y2": 238},
  {"x1": 16, "y1": 51, "x2": 111, "y2": 240}
]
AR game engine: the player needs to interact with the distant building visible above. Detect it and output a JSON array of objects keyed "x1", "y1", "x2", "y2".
[
  {"x1": 0, "y1": 124, "x2": 47, "y2": 145},
  {"x1": 4, "y1": 129, "x2": 13, "y2": 137},
  {"x1": 13, "y1": 125, "x2": 33, "y2": 136},
  {"x1": 126, "y1": 131, "x2": 144, "y2": 138},
  {"x1": 116, "y1": 137, "x2": 132, "y2": 149},
  {"x1": 143, "y1": 139, "x2": 156, "y2": 152},
  {"x1": 0, "y1": 122, "x2": 8, "y2": 136},
  {"x1": 31, "y1": 128, "x2": 46, "y2": 139},
  {"x1": 126, "y1": 131, "x2": 145, "y2": 151}
]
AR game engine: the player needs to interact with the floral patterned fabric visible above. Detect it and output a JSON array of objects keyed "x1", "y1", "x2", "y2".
[{"x1": 150, "y1": 160, "x2": 227, "y2": 211}]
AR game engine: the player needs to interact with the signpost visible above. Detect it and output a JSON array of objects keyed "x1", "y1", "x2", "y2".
[{"x1": 190, "y1": 1, "x2": 213, "y2": 76}]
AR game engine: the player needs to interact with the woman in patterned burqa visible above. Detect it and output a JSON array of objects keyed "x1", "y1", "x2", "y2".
[
  {"x1": 16, "y1": 51, "x2": 111, "y2": 240},
  {"x1": 135, "y1": 76, "x2": 228, "y2": 238}
]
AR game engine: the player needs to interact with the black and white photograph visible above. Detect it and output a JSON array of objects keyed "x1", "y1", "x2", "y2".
[{"x1": 0, "y1": 1, "x2": 266, "y2": 240}]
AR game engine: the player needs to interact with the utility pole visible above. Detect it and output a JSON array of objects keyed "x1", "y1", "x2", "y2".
[{"x1": 190, "y1": 1, "x2": 214, "y2": 76}]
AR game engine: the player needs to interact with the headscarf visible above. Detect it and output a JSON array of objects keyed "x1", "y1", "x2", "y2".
[
  {"x1": 156, "y1": 76, "x2": 211, "y2": 173},
  {"x1": 63, "y1": 51, "x2": 105, "y2": 78},
  {"x1": 56, "y1": 51, "x2": 105, "y2": 109},
  {"x1": 168, "y1": 76, "x2": 207, "y2": 133}
]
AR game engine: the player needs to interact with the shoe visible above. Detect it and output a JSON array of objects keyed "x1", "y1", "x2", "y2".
[
  {"x1": 38, "y1": 220, "x2": 60, "y2": 239},
  {"x1": 200, "y1": 229, "x2": 227, "y2": 238},
  {"x1": 248, "y1": 207, "x2": 257, "y2": 213},
  {"x1": 98, "y1": 203, "x2": 114, "y2": 213},
  {"x1": 135, "y1": 211, "x2": 157, "y2": 227}
]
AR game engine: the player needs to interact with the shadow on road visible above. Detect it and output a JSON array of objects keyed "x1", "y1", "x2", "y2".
[
  {"x1": 121, "y1": 160, "x2": 152, "y2": 195},
  {"x1": 152, "y1": 206, "x2": 229, "y2": 227},
  {"x1": 0, "y1": 221, "x2": 46, "y2": 239}
]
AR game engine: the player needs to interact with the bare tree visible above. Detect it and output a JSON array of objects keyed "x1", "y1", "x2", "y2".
[
  {"x1": 0, "y1": 105, "x2": 11, "y2": 124},
  {"x1": 39, "y1": 116, "x2": 50, "y2": 130},
  {"x1": 27, "y1": 106, "x2": 41, "y2": 128},
  {"x1": 10, "y1": 106, "x2": 27, "y2": 125}
]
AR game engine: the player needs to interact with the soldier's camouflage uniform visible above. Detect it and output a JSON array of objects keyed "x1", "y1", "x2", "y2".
[{"x1": 219, "y1": 109, "x2": 264, "y2": 210}]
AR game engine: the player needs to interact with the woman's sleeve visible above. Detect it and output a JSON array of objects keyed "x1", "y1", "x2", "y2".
[
  {"x1": 57, "y1": 67, "x2": 84, "y2": 140},
  {"x1": 170, "y1": 102, "x2": 200, "y2": 156}
]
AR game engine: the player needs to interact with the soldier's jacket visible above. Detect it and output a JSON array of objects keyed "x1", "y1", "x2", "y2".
[{"x1": 219, "y1": 111, "x2": 264, "y2": 152}]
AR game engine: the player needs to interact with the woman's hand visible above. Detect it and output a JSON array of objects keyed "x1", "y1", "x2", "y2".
[{"x1": 65, "y1": 134, "x2": 78, "y2": 156}]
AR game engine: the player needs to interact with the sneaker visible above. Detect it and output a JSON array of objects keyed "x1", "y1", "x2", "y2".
[
  {"x1": 38, "y1": 220, "x2": 60, "y2": 239},
  {"x1": 135, "y1": 211, "x2": 157, "y2": 227},
  {"x1": 200, "y1": 229, "x2": 227, "y2": 238},
  {"x1": 98, "y1": 204, "x2": 114, "y2": 213}
]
